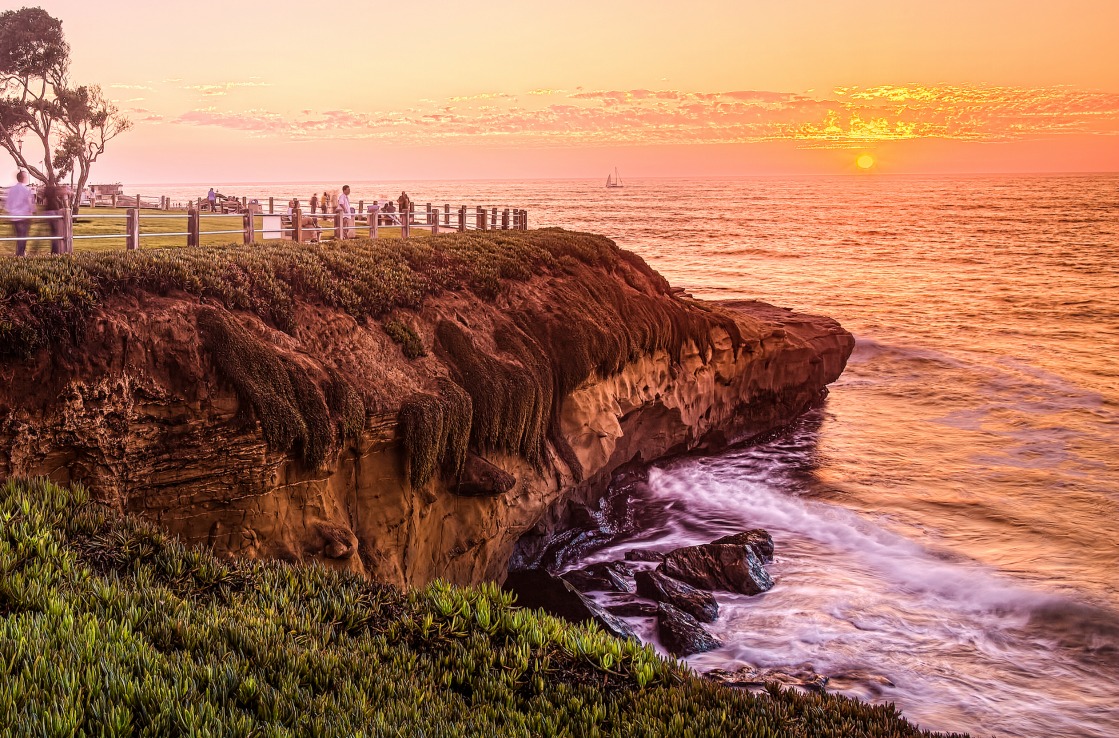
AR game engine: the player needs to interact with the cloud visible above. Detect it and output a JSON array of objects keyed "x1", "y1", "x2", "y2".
[
  {"x1": 164, "y1": 84, "x2": 1119, "y2": 148},
  {"x1": 184, "y1": 81, "x2": 274, "y2": 96}
]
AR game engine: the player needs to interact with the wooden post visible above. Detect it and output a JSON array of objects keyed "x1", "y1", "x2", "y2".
[
  {"x1": 62, "y1": 206, "x2": 73, "y2": 254},
  {"x1": 125, "y1": 208, "x2": 139, "y2": 250},
  {"x1": 369, "y1": 204, "x2": 379, "y2": 239},
  {"x1": 334, "y1": 211, "x2": 342, "y2": 240},
  {"x1": 476, "y1": 206, "x2": 485, "y2": 230},
  {"x1": 458, "y1": 206, "x2": 467, "y2": 232},
  {"x1": 244, "y1": 212, "x2": 255, "y2": 245},
  {"x1": 269, "y1": 197, "x2": 274, "y2": 214},
  {"x1": 502, "y1": 209, "x2": 510, "y2": 230},
  {"x1": 294, "y1": 209, "x2": 303, "y2": 243},
  {"x1": 425, "y1": 203, "x2": 432, "y2": 225},
  {"x1": 432, "y1": 215, "x2": 440, "y2": 235},
  {"x1": 136, "y1": 194, "x2": 141, "y2": 209},
  {"x1": 443, "y1": 203, "x2": 450, "y2": 226},
  {"x1": 186, "y1": 206, "x2": 198, "y2": 246},
  {"x1": 402, "y1": 211, "x2": 410, "y2": 239},
  {"x1": 358, "y1": 200, "x2": 363, "y2": 215}
]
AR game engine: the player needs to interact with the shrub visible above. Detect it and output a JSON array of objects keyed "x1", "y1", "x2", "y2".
[
  {"x1": 0, "y1": 478, "x2": 968, "y2": 737},
  {"x1": 197, "y1": 306, "x2": 331, "y2": 468},
  {"x1": 382, "y1": 317, "x2": 426, "y2": 359}
]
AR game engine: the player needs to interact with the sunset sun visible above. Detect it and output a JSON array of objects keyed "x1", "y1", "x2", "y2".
[{"x1": 856, "y1": 154, "x2": 876, "y2": 170}]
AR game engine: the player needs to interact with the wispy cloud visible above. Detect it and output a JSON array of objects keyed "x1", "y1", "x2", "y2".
[
  {"x1": 167, "y1": 84, "x2": 1119, "y2": 147},
  {"x1": 184, "y1": 81, "x2": 274, "y2": 96}
]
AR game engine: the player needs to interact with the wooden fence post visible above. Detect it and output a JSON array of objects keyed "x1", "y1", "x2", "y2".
[
  {"x1": 444, "y1": 203, "x2": 450, "y2": 227},
  {"x1": 125, "y1": 208, "x2": 139, "y2": 250},
  {"x1": 269, "y1": 197, "x2": 274, "y2": 214},
  {"x1": 333, "y1": 211, "x2": 342, "y2": 240},
  {"x1": 294, "y1": 209, "x2": 303, "y2": 243},
  {"x1": 402, "y1": 210, "x2": 410, "y2": 239},
  {"x1": 476, "y1": 206, "x2": 485, "y2": 230},
  {"x1": 188, "y1": 207, "x2": 200, "y2": 247},
  {"x1": 458, "y1": 206, "x2": 467, "y2": 231},
  {"x1": 425, "y1": 203, "x2": 432, "y2": 225},
  {"x1": 244, "y1": 211, "x2": 255, "y2": 245},
  {"x1": 369, "y1": 204, "x2": 379, "y2": 239},
  {"x1": 62, "y1": 206, "x2": 73, "y2": 254},
  {"x1": 502, "y1": 209, "x2": 510, "y2": 230}
]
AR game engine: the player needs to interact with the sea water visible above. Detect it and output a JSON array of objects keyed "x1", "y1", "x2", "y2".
[{"x1": 135, "y1": 175, "x2": 1119, "y2": 737}]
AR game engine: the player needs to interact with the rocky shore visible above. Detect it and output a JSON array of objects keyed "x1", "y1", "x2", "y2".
[{"x1": 0, "y1": 230, "x2": 853, "y2": 590}]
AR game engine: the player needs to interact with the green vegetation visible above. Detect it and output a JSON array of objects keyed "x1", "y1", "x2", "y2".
[
  {"x1": 0, "y1": 478, "x2": 965, "y2": 737},
  {"x1": 0, "y1": 229, "x2": 743, "y2": 484},
  {"x1": 382, "y1": 316, "x2": 427, "y2": 359},
  {"x1": 197, "y1": 307, "x2": 335, "y2": 468},
  {"x1": 0, "y1": 228, "x2": 621, "y2": 357}
]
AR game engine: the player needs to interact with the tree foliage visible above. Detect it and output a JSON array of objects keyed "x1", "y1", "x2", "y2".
[{"x1": 0, "y1": 6, "x2": 129, "y2": 208}]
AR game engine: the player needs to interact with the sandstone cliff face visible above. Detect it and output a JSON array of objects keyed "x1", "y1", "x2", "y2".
[{"x1": 0, "y1": 237, "x2": 852, "y2": 588}]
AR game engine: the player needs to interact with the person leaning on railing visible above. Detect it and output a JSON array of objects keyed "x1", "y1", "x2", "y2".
[{"x1": 4, "y1": 171, "x2": 34, "y2": 257}]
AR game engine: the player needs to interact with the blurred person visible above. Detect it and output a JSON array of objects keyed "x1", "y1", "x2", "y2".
[{"x1": 4, "y1": 172, "x2": 34, "y2": 257}]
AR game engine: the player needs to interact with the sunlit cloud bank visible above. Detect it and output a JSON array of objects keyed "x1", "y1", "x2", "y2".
[{"x1": 139, "y1": 83, "x2": 1119, "y2": 148}]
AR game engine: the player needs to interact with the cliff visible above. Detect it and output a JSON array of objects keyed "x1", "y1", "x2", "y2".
[{"x1": 0, "y1": 230, "x2": 853, "y2": 588}]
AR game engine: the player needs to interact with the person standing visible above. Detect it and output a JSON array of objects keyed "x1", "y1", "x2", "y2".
[
  {"x1": 42, "y1": 180, "x2": 65, "y2": 255},
  {"x1": 397, "y1": 191, "x2": 411, "y2": 225},
  {"x1": 336, "y1": 185, "x2": 353, "y2": 239},
  {"x1": 206, "y1": 187, "x2": 217, "y2": 212},
  {"x1": 321, "y1": 191, "x2": 330, "y2": 215},
  {"x1": 4, "y1": 172, "x2": 34, "y2": 257}
]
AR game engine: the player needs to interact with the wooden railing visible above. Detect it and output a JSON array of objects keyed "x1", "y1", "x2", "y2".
[{"x1": 1, "y1": 200, "x2": 529, "y2": 254}]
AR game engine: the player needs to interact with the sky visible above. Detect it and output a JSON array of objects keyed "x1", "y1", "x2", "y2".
[{"x1": 8, "y1": 0, "x2": 1119, "y2": 181}]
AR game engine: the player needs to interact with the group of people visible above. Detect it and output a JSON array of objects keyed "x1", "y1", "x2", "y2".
[
  {"x1": 3, "y1": 171, "x2": 68, "y2": 256},
  {"x1": 283, "y1": 188, "x2": 415, "y2": 237}
]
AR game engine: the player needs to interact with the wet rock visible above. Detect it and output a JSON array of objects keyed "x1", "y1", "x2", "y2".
[
  {"x1": 452, "y1": 454, "x2": 517, "y2": 497},
  {"x1": 502, "y1": 570, "x2": 636, "y2": 641},
  {"x1": 706, "y1": 664, "x2": 828, "y2": 692},
  {"x1": 634, "y1": 569, "x2": 718, "y2": 623},
  {"x1": 605, "y1": 601, "x2": 659, "y2": 617},
  {"x1": 657, "y1": 602, "x2": 721, "y2": 656},
  {"x1": 624, "y1": 549, "x2": 665, "y2": 563},
  {"x1": 711, "y1": 529, "x2": 774, "y2": 563},
  {"x1": 562, "y1": 561, "x2": 635, "y2": 593},
  {"x1": 660, "y1": 543, "x2": 773, "y2": 595}
]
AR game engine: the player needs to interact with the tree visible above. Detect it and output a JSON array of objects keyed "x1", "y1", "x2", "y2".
[{"x1": 0, "y1": 6, "x2": 130, "y2": 212}]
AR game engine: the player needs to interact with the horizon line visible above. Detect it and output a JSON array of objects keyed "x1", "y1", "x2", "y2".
[{"x1": 118, "y1": 170, "x2": 1119, "y2": 187}]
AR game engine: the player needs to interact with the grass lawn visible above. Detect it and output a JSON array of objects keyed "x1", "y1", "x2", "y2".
[{"x1": 7, "y1": 207, "x2": 429, "y2": 256}]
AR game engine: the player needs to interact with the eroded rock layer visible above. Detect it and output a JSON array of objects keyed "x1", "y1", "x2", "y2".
[{"x1": 0, "y1": 231, "x2": 852, "y2": 587}]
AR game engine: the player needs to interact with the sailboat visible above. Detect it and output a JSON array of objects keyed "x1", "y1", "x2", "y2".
[{"x1": 606, "y1": 167, "x2": 624, "y2": 188}]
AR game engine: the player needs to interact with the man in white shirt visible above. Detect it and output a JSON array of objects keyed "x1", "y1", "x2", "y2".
[
  {"x1": 4, "y1": 172, "x2": 34, "y2": 256},
  {"x1": 337, "y1": 185, "x2": 353, "y2": 239}
]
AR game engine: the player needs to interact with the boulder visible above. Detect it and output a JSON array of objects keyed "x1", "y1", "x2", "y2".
[
  {"x1": 656, "y1": 603, "x2": 721, "y2": 657},
  {"x1": 562, "y1": 561, "x2": 635, "y2": 593},
  {"x1": 453, "y1": 454, "x2": 517, "y2": 497},
  {"x1": 634, "y1": 569, "x2": 718, "y2": 623},
  {"x1": 706, "y1": 665, "x2": 828, "y2": 692},
  {"x1": 605, "y1": 601, "x2": 659, "y2": 617},
  {"x1": 711, "y1": 529, "x2": 774, "y2": 563},
  {"x1": 623, "y1": 549, "x2": 665, "y2": 563},
  {"x1": 659, "y1": 543, "x2": 773, "y2": 595},
  {"x1": 502, "y1": 570, "x2": 636, "y2": 641}
]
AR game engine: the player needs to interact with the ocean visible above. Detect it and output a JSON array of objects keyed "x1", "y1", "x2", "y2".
[{"x1": 134, "y1": 175, "x2": 1119, "y2": 737}]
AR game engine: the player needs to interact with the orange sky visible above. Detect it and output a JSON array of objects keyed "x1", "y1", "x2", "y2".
[{"x1": 14, "y1": 0, "x2": 1119, "y2": 181}]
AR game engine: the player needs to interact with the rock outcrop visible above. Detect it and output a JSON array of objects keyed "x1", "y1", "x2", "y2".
[
  {"x1": 660, "y1": 543, "x2": 774, "y2": 596},
  {"x1": 0, "y1": 231, "x2": 853, "y2": 588},
  {"x1": 657, "y1": 603, "x2": 722, "y2": 656},
  {"x1": 635, "y1": 569, "x2": 719, "y2": 623}
]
